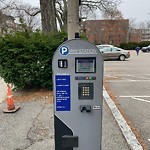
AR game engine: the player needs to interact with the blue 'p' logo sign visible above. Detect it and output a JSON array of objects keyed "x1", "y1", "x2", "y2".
[{"x1": 60, "y1": 46, "x2": 69, "y2": 56}]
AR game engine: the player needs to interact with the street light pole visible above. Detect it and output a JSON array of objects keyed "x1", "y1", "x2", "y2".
[{"x1": 68, "y1": 0, "x2": 79, "y2": 40}]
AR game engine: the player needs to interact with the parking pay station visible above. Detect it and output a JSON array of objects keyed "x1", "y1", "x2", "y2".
[{"x1": 52, "y1": 39, "x2": 103, "y2": 150}]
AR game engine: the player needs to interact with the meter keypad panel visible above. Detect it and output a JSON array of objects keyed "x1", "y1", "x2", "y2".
[{"x1": 78, "y1": 83, "x2": 94, "y2": 100}]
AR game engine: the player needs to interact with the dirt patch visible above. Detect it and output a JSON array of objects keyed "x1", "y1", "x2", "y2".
[
  {"x1": 104, "y1": 80, "x2": 118, "y2": 104},
  {"x1": 12, "y1": 89, "x2": 53, "y2": 104},
  {"x1": 104, "y1": 68, "x2": 125, "y2": 73},
  {"x1": 105, "y1": 76, "x2": 122, "y2": 81}
]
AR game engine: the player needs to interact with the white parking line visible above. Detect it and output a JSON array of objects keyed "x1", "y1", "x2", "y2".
[
  {"x1": 103, "y1": 87, "x2": 143, "y2": 150},
  {"x1": 126, "y1": 74, "x2": 150, "y2": 80},
  {"x1": 105, "y1": 74, "x2": 150, "y2": 82},
  {"x1": 132, "y1": 97, "x2": 150, "y2": 103},
  {"x1": 119, "y1": 96, "x2": 150, "y2": 98},
  {"x1": 143, "y1": 74, "x2": 150, "y2": 76},
  {"x1": 108, "y1": 80, "x2": 150, "y2": 82},
  {"x1": 119, "y1": 96, "x2": 150, "y2": 104}
]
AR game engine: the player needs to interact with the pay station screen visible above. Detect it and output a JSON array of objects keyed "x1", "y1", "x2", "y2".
[{"x1": 75, "y1": 58, "x2": 96, "y2": 73}]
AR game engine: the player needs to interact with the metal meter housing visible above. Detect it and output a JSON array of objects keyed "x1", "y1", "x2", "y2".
[{"x1": 52, "y1": 39, "x2": 103, "y2": 150}]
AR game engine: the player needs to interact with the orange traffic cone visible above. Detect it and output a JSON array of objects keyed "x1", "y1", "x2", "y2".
[{"x1": 3, "y1": 84, "x2": 20, "y2": 113}]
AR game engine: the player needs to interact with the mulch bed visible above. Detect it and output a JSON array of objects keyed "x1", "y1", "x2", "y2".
[{"x1": 11, "y1": 89, "x2": 53, "y2": 104}]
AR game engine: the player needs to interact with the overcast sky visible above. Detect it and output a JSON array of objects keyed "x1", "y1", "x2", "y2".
[
  {"x1": 23, "y1": 0, "x2": 150, "y2": 23},
  {"x1": 119, "y1": 0, "x2": 150, "y2": 23}
]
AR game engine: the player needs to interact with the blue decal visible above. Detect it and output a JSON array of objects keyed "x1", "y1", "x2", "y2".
[
  {"x1": 60, "y1": 46, "x2": 69, "y2": 56},
  {"x1": 55, "y1": 75, "x2": 70, "y2": 111}
]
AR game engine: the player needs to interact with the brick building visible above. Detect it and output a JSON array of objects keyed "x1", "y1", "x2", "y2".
[
  {"x1": 129, "y1": 29, "x2": 141, "y2": 43},
  {"x1": 82, "y1": 19, "x2": 130, "y2": 46},
  {"x1": 141, "y1": 28, "x2": 150, "y2": 41}
]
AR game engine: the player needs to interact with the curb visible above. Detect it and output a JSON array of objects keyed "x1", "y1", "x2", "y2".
[{"x1": 103, "y1": 86, "x2": 143, "y2": 150}]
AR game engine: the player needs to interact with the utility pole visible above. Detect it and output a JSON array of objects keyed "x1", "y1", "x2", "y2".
[{"x1": 68, "y1": 0, "x2": 80, "y2": 40}]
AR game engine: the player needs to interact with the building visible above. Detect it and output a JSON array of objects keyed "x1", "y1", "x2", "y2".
[
  {"x1": 128, "y1": 29, "x2": 142, "y2": 43},
  {"x1": 82, "y1": 19, "x2": 130, "y2": 46},
  {"x1": 141, "y1": 28, "x2": 150, "y2": 41}
]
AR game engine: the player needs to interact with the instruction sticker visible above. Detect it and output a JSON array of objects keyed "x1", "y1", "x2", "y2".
[{"x1": 55, "y1": 75, "x2": 71, "y2": 111}]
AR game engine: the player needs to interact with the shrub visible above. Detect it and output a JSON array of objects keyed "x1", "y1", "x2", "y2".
[
  {"x1": 120, "y1": 42, "x2": 138, "y2": 50},
  {"x1": 120, "y1": 41, "x2": 150, "y2": 50},
  {"x1": 0, "y1": 31, "x2": 67, "y2": 90}
]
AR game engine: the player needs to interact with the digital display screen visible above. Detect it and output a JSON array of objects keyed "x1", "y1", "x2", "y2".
[{"x1": 75, "y1": 58, "x2": 96, "y2": 73}]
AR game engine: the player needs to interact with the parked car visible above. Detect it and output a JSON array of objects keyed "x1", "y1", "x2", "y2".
[
  {"x1": 141, "y1": 45, "x2": 150, "y2": 52},
  {"x1": 98, "y1": 46, "x2": 130, "y2": 61}
]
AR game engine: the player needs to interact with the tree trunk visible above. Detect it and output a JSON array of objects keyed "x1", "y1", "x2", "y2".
[
  {"x1": 39, "y1": 0, "x2": 57, "y2": 33},
  {"x1": 62, "y1": 0, "x2": 67, "y2": 32}
]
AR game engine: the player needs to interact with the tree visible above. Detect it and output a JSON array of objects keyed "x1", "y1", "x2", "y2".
[
  {"x1": 12, "y1": 3, "x2": 41, "y2": 31},
  {"x1": 139, "y1": 20, "x2": 150, "y2": 41},
  {"x1": 102, "y1": 8, "x2": 124, "y2": 20},
  {"x1": 81, "y1": 0, "x2": 121, "y2": 12},
  {"x1": 0, "y1": 0, "x2": 122, "y2": 33},
  {"x1": 56, "y1": 0, "x2": 67, "y2": 31},
  {"x1": 39, "y1": 0, "x2": 57, "y2": 33},
  {"x1": 55, "y1": 0, "x2": 121, "y2": 31},
  {"x1": 0, "y1": 0, "x2": 41, "y2": 31}
]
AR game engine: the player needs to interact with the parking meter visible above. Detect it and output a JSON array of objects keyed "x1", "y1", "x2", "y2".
[{"x1": 52, "y1": 39, "x2": 103, "y2": 150}]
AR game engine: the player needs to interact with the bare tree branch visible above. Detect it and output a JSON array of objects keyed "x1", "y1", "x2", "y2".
[{"x1": 0, "y1": 0, "x2": 41, "y2": 30}]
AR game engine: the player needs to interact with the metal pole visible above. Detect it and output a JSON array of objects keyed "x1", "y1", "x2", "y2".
[{"x1": 68, "y1": 0, "x2": 79, "y2": 40}]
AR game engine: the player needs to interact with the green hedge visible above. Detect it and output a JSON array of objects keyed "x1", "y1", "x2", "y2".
[
  {"x1": 120, "y1": 41, "x2": 150, "y2": 50},
  {"x1": 0, "y1": 31, "x2": 67, "y2": 90}
]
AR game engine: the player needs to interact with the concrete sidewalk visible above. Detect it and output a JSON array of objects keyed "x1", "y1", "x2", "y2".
[
  {"x1": 0, "y1": 78, "x2": 7, "y2": 103},
  {"x1": 0, "y1": 78, "x2": 130, "y2": 150}
]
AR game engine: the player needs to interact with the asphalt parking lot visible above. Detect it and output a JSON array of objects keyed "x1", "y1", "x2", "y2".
[
  {"x1": 104, "y1": 50, "x2": 150, "y2": 149},
  {"x1": 0, "y1": 50, "x2": 149, "y2": 150},
  {"x1": 0, "y1": 82, "x2": 131, "y2": 149},
  {"x1": 0, "y1": 86, "x2": 130, "y2": 150}
]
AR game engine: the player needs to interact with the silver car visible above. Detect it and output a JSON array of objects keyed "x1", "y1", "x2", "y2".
[
  {"x1": 96, "y1": 44, "x2": 114, "y2": 50},
  {"x1": 99, "y1": 46, "x2": 130, "y2": 61}
]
